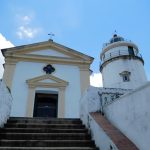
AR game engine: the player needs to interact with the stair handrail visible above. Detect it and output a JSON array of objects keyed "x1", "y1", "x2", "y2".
[{"x1": 0, "y1": 79, "x2": 13, "y2": 128}]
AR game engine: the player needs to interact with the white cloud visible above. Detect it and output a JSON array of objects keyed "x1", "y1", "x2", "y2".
[
  {"x1": 22, "y1": 15, "x2": 32, "y2": 25},
  {"x1": 90, "y1": 73, "x2": 103, "y2": 87},
  {"x1": 16, "y1": 15, "x2": 42, "y2": 39},
  {"x1": 16, "y1": 26, "x2": 41, "y2": 39},
  {"x1": 0, "y1": 34, "x2": 14, "y2": 78},
  {"x1": 0, "y1": 34, "x2": 14, "y2": 49}
]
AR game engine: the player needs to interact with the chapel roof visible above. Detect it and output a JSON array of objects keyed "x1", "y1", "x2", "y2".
[{"x1": 1, "y1": 39, "x2": 94, "y2": 62}]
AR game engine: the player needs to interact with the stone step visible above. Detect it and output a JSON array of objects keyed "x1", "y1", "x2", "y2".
[
  {"x1": 4, "y1": 123, "x2": 85, "y2": 129},
  {"x1": 0, "y1": 147, "x2": 99, "y2": 150},
  {"x1": 0, "y1": 117, "x2": 98, "y2": 149},
  {"x1": 9, "y1": 117, "x2": 80, "y2": 122},
  {"x1": 0, "y1": 140, "x2": 95, "y2": 147},
  {"x1": 0, "y1": 128, "x2": 88, "y2": 133},
  {"x1": 0, "y1": 133, "x2": 90, "y2": 140},
  {"x1": 8, "y1": 119, "x2": 81, "y2": 124}
]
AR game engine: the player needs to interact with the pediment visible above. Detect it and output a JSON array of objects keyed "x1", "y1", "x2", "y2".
[
  {"x1": 26, "y1": 74, "x2": 68, "y2": 88},
  {"x1": 28, "y1": 49, "x2": 71, "y2": 58},
  {"x1": 2, "y1": 40, "x2": 94, "y2": 63}
]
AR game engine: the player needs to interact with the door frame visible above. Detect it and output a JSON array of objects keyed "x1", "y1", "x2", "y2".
[{"x1": 26, "y1": 74, "x2": 68, "y2": 118}]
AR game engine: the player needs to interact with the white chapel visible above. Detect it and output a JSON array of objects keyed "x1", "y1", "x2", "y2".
[{"x1": 1, "y1": 39, "x2": 93, "y2": 118}]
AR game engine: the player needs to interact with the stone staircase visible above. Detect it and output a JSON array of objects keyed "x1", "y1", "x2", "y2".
[{"x1": 0, "y1": 117, "x2": 98, "y2": 150}]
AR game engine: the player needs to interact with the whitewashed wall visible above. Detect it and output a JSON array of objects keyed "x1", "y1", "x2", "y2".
[
  {"x1": 80, "y1": 86, "x2": 128, "y2": 126},
  {"x1": 11, "y1": 61, "x2": 81, "y2": 118},
  {"x1": 102, "y1": 59, "x2": 147, "y2": 89},
  {"x1": 80, "y1": 86, "x2": 129, "y2": 150},
  {"x1": 0, "y1": 80, "x2": 12, "y2": 127},
  {"x1": 80, "y1": 86, "x2": 100, "y2": 126},
  {"x1": 89, "y1": 114, "x2": 119, "y2": 150},
  {"x1": 105, "y1": 82, "x2": 150, "y2": 150},
  {"x1": 80, "y1": 85, "x2": 150, "y2": 150}
]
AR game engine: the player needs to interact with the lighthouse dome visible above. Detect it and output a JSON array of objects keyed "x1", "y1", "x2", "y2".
[{"x1": 110, "y1": 34, "x2": 124, "y2": 43}]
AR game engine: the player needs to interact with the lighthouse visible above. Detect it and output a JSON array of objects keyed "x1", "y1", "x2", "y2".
[{"x1": 100, "y1": 34, "x2": 147, "y2": 89}]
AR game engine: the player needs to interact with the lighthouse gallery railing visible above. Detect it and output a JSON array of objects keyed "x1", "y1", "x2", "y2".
[{"x1": 101, "y1": 49, "x2": 143, "y2": 64}]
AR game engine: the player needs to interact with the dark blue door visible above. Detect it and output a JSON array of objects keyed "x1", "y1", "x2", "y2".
[{"x1": 33, "y1": 93, "x2": 58, "y2": 118}]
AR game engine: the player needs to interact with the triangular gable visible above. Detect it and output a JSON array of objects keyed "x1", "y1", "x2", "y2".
[
  {"x1": 26, "y1": 74, "x2": 68, "y2": 88},
  {"x1": 28, "y1": 49, "x2": 71, "y2": 58},
  {"x1": 2, "y1": 40, "x2": 94, "y2": 62},
  {"x1": 40, "y1": 79, "x2": 57, "y2": 83}
]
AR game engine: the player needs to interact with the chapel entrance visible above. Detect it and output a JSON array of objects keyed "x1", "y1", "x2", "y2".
[{"x1": 33, "y1": 93, "x2": 58, "y2": 118}]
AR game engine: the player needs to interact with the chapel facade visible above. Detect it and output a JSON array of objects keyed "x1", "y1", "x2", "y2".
[{"x1": 2, "y1": 39, "x2": 93, "y2": 118}]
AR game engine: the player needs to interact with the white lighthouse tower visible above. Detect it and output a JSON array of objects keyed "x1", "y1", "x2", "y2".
[{"x1": 100, "y1": 34, "x2": 147, "y2": 89}]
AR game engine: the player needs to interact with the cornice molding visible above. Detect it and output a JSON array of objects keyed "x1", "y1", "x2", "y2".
[{"x1": 5, "y1": 54, "x2": 92, "y2": 66}]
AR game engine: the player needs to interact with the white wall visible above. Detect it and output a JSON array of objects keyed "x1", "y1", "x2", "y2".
[
  {"x1": 11, "y1": 61, "x2": 81, "y2": 118},
  {"x1": 80, "y1": 85, "x2": 150, "y2": 150},
  {"x1": 80, "y1": 86, "x2": 121, "y2": 150},
  {"x1": 104, "y1": 82, "x2": 150, "y2": 150},
  {"x1": 80, "y1": 86, "x2": 129, "y2": 125},
  {"x1": 89, "y1": 114, "x2": 119, "y2": 150},
  {"x1": 80, "y1": 86, "x2": 100, "y2": 126},
  {"x1": 0, "y1": 80, "x2": 12, "y2": 127},
  {"x1": 102, "y1": 59, "x2": 147, "y2": 89}
]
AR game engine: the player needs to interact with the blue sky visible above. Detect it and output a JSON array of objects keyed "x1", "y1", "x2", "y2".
[{"x1": 0, "y1": 0, "x2": 150, "y2": 83}]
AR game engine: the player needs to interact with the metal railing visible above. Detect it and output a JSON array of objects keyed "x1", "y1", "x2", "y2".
[{"x1": 101, "y1": 50, "x2": 143, "y2": 64}]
